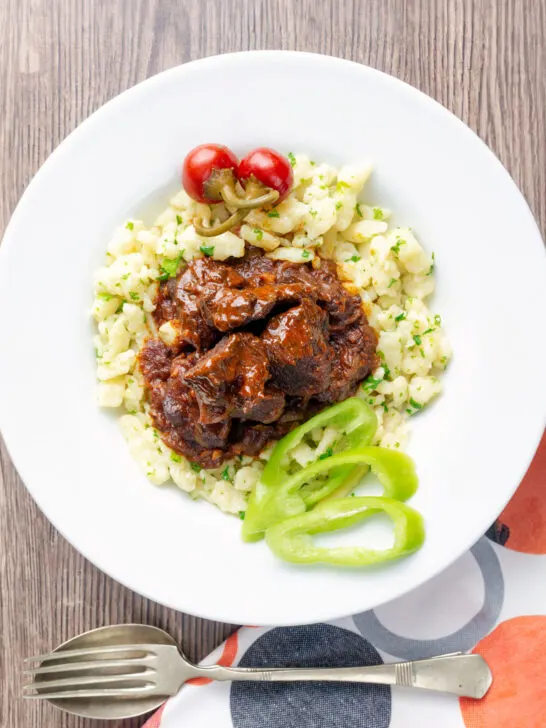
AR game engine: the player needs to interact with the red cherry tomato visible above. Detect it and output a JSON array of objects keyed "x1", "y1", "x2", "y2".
[
  {"x1": 238, "y1": 148, "x2": 294, "y2": 202},
  {"x1": 182, "y1": 144, "x2": 239, "y2": 203}
]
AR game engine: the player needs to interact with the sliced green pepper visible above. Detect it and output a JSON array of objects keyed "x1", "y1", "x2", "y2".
[
  {"x1": 283, "y1": 446, "x2": 419, "y2": 501},
  {"x1": 265, "y1": 496, "x2": 425, "y2": 566},
  {"x1": 242, "y1": 399, "x2": 377, "y2": 542},
  {"x1": 243, "y1": 443, "x2": 418, "y2": 542},
  {"x1": 260, "y1": 398, "x2": 377, "y2": 487}
]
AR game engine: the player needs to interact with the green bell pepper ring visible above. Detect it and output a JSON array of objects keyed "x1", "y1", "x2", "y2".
[
  {"x1": 284, "y1": 446, "x2": 419, "y2": 502},
  {"x1": 265, "y1": 496, "x2": 425, "y2": 566},
  {"x1": 260, "y1": 398, "x2": 377, "y2": 488},
  {"x1": 301, "y1": 463, "x2": 369, "y2": 507},
  {"x1": 243, "y1": 444, "x2": 418, "y2": 542},
  {"x1": 242, "y1": 399, "x2": 377, "y2": 542}
]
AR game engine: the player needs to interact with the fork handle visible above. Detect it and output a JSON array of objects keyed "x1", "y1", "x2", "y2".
[{"x1": 194, "y1": 653, "x2": 492, "y2": 699}]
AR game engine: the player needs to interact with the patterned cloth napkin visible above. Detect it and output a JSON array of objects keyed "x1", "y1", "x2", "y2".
[{"x1": 144, "y1": 432, "x2": 545, "y2": 728}]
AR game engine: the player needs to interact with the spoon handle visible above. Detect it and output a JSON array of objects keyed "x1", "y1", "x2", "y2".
[{"x1": 194, "y1": 653, "x2": 492, "y2": 699}]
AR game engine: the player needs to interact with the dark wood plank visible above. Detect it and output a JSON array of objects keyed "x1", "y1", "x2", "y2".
[{"x1": 1, "y1": 1, "x2": 544, "y2": 726}]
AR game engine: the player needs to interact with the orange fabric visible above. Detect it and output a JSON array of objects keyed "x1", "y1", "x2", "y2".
[
  {"x1": 460, "y1": 616, "x2": 546, "y2": 728},
  {"x1": 142, "y1": 701, "x2": 166, "y2": 727},
  {"x1": 498, "y1": 431, "x2": 546, "y2": 554},
  {"x1": 187, "y1": 631, "x2": 239, "y2": 686}
]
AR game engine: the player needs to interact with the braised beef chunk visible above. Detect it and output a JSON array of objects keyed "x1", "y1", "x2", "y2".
[
  {"x1": 277, "y1": 259, "x2": 362, "y2": 330},
  {"x1": 148, "y1": 375, "x2": 231, "y2": 469},
  {"x1": 262, "y1": 299, "x2": 331, "y2": 397},
  {"x1": 155, "y1": 280, "x2": 216, "y2": 351},
  {"x1": 177, "y1": 257, "x2": 246, "y2": 293},
  {"x1": 182, "y1": 333, "x2": 285, "y2": 425},
  {"x1": 138, "y1": 338, "x2": 172, "y2": 381},
  {"x1": 232, "y1": 250, "x2": 279, "y2": 287},
  {"x1": 318, "y1": 323, "x2": 378, "y2": 404},
  {"x1": 141, "y1": 250, "x2": 378, "y2": 468},
  {"x1": 154, "y1": 258, "x2": 246, "y2": 350},
  {"x1": 200, "y1": 283, "x2": 303, "y2": 331}
]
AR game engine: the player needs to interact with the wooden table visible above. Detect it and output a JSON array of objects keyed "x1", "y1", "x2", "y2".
[{"x1": 1, "y1": 1, "x2": 544, "y2": 726}]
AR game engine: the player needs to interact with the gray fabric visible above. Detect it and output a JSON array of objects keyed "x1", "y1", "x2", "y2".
[
  {"x1": 230, "y1": 624, "x2": 391, "y2": 728},
  {"x1": 352, "y1": 537, "x2": 504, "y2": 659}
]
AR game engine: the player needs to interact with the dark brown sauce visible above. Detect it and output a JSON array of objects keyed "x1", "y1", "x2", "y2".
[{"x1": 138, "y1": 250, "x2": 378, "y2": 468}]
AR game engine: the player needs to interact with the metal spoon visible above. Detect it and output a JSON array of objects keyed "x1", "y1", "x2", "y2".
[{"x1": 23, "y1": 624, "x2": 493, "y2": 721}]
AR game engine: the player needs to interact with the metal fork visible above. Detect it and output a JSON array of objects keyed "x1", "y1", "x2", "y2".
[{"x1": 24, "y1": 643, "x2": 492, "y2": 702}]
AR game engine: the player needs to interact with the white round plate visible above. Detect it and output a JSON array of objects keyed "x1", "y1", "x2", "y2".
[{"x1": 0, "y1": 52, "x2": 545, "y2": 626}]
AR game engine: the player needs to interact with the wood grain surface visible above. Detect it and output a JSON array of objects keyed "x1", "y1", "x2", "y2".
[{"x1": 1, "y1": 1, "x2": 545, "y2": 726}]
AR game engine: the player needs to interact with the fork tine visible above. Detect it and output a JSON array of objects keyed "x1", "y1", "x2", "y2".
[
  {"x1": 24, "y1": 644, "x2": 156, "y2": 663},
  {"x1": 24, "y1": 672, "x2": 155, "y2": 692},
  {"x1": 23, "y1": 685, "x2": 158, "y2": 700},
  {"x1": 24, "y1": 656, "x2": 154, "y2": 676}
]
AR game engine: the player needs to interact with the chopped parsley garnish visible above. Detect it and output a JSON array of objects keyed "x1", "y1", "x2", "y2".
[
  {"x1": 97, "y1": 292, "x2": 113, "y2": 301},
  {"x1": 376, "y1": 350, "x2": 392, "y2": 381},
  {"x1": 302, "y1": 250, "x2": 311, "y2": 259},
  {"x1": 121, "y1": 273, "x2": 130, "y2": 280},
  {"x1": 125, "y1": 221, "x2": 134, "y2": 230},
  {"x1": 238, "y1": 511, "x2": 246, "y2": 520},
  {"x1": 345, "y1": 254, "x2": 361, "y2": 263},
  {"x1": 309, "y1": 208, "x2": 318, "y2": 218},
  {"x1": 362, "y1": 375, "x2": 383, "y2": 392},
  {"x1": 335, "y1": 201, "x2": 342, "y2": 210},
  {"x1": 253, "y1": 228, "x2": 264, "y2": 241},
  {"x1": 395, "y1": 312, "x2": 406, "y2": 322},
  {"x1": 318, "y1": 447, "x2": 334, "y2": 460},
  {"x1": 310, "y1": 160, "x2": 316, "y2": 166},
  {"x1": 372, "y1": 207, "x2": 384, "y2": 220},
  {"x1": 170, "y1": 452, "x2": 182, "y2": 463},
  {"x1": 434, "y1": 314, "x2": 442, "y2": 326},
  {"x1": 129, "y1": 291, "x2": 140, "y2": 301},
  {"x1": 355, "y1": 202, "x2": 364, "y2": 217},
  {"x1": 390, "y1": 238, "x2": 406, "y2": 255},
  {"x1": 190, "y1": 462, "x2": 202, "y2": 472},
  {"x1": 267, "y1": 210, "x2": 280, "y2": 218},
  {"x1": 423, "y1": 327, "x2": 435, "y2": 335},
  {"x1": 287, "y1": 152, "x2": 296, "y2": 167},
  {"x1": 200, "y1": 244, "x2": 215, "y2": 257},
  {"x1": 159, "y1": 253, "x2": 184, "y2": 282},
  {"x1": 176, "y1": 214, "x2": 183, "y2": 225},
  {"x1": 427, "y1": 252, "x2": 436, "y2": 275},
  {"x1": 387, "y1": 278, "x2": 397, "y2": 288},
  {"x1": 221, "y1": 466, "x2": 232, "y2": 482},
  {"x1": 299, "y1": 177, "x2": 312, "y2": 185},
  {"x1": 115, "y1": 302, "x2": 125, "y2": 314},
  {"x1": 382, "y1": 402, "x2": 388, "y2": 412},
  {"x1": 336, "y1": 180, "x2": 351, "y2": 191},
  {"x1": 413, "y1": 334, "x2": 422, "y2": 345},
  {"x1": 409, "y1": 398, "x2": 423, "y2": 410}
]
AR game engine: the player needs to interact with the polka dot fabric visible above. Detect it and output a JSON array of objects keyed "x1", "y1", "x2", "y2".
[{"x1": 144, "y1": 432, "x2": 546, "y2": 728}]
